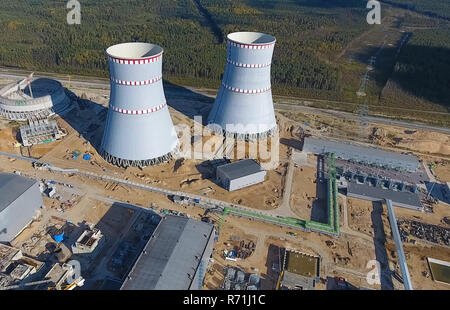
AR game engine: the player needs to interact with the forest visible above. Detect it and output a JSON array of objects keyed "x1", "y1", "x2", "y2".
[
  {"x1": 0, "y1": 0, "x2": 448, "y2": 112},
  {"x1": 0, "y1": 0, "x2": 369, "y2": 92}
]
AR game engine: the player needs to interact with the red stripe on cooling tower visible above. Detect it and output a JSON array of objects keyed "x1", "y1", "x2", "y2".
[
  {"x1": 226, "y1": 59, "x2": 271, "y2": 68},
  {"x1": 222, "y1": 82, "x2": 271, "y2": 94},
  {"x1": 227, "y1": 40, "x2": 274, "y2": 50},
  {"x1": 108, "y1": 53, "x2": 162, "y2": 65},
  {"x1": 110, "y1": 102, "x2": 167, "y2": 115},
  {"x1": 111, "y1": 76, "x2": 162, "y2": 86}
]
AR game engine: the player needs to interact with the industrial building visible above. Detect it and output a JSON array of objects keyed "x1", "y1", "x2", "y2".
[
  {"x1": 121, "y1": 215, "x2": 215, "y2": 290},
  {"x1": 208, "y1": 32, "x2": 278, "y2": 140},
  {"x1": 223, "y1": 267, "x2": 260, "y2": 290},
  {"x1": 0, "y1": 173, "x2": 43, "y2": 242},
  {"x1": 101, "y1": 42, "x2": 179, "y2": 168},
  {"x1": 347, "y1": 182, "x2": 423, "y2": 211},
  {"x1": 71, "y1": 226, "x2": 104, "y2": 255},
  {"x1": 20, "y1": 119, "x2": 65, "y2": 147},
  {"x1": 303, "y1": 137, "x2": 420, "y2": 172},
  {"x1": 279, "y1": 249, "x2": 319, "y2": 290},
  {"x1": 216, "y1": 159, "x2": 266, "y2": 191},
  {"x1": 0, "y1": 243, "x2": 44, "y2": 289},
  {"x1": 0, "y1": 74, "x2": 71, "y2": 121},
  {"x1": 42, "y1": 262, "x2": 85, "y2": 290}
]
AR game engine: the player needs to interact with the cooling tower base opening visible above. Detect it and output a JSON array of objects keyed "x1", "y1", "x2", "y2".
[
  {"x1": 101, "y1": 149, "x2": 177, "y2": 169},
  {"x1": 208, "y1": 125, "x2": 278, "y2": 142}
]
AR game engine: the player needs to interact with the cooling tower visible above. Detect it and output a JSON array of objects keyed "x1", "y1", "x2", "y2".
[
  {"x1": 101, "y1": 42, "x2": 178, "y2": 168},
  {"x1": 208, "y1": 32, "x2": 278, "y2": 140}
]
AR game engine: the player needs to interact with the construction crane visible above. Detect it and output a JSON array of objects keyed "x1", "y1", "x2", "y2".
[{"x1": 47, "y1": 277, "x2": 85, "y2": 290}]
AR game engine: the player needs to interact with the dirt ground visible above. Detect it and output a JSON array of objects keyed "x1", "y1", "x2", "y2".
[
  {"x1": 290, "y1": 155, "x2": 318, "y2": 220},
  {"x1": 0, "y1": 126, "x2": 19, "y2": 153},
  {"x1": 385, "y1": 239, "x2": 450, "y2": 290},
  {"x1": 1, "y1": 77, "x2": 449, "y2": 290},
  {"x1": 0, "y1": 84, "x2": 292, "y2": 212},
  {"x1": 347, "y1": 197, "x2": 381, "y2": 238},
  {"x1": 278, "y1": 109, "x2": 450, "y2": 161},
  {"x1": 394, "y1": 203, "x2": 450, "y2": 228},
  {"x1": 203, "y1": 212, "x2": 382, "y2": 290},
  {"x1": 433, "y1": 161, "x2": 450, "y2": 183},
  {"x1": 371, "y1": 125, "x2": 450, "y2": 157}
]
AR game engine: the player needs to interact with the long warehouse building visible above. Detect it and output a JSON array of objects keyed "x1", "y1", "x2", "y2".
[
  {"x1": 0, "y1": 173, "x2": 43, "y2": 242},
  {"x1": 121, "y1": 215, "x2": 215, "y2": 290},
  {"x1": 303, "y1": 137, "x2": 420, "y2": 172}
]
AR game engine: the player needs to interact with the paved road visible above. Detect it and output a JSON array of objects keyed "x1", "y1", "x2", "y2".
[
  {"x1": 275, "y1": 151, "x2": 297, "y2": 218},
  {"x1": 0, "y1": 151, "x2": 52, "y2": 166},
  {"x1": 0, "y1": 71, "x2": 109, "y2": 89},
  {"x1": 0, "y1": 151, "x2": 303, "y2": 229},
  {"x1": 274, "y1": 103, "x2": 450, "y2": 135},
  {"x1": 1, "y1": 69, "x2": 448, "y2": 134}
]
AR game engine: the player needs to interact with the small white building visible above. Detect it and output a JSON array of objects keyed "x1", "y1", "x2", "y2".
[
  {"x1": 72, "y1": 227, "x2": 104, "y2": 255},
  {"x1": 216, "y1": 159, "x2": 266, "y2": 192}
]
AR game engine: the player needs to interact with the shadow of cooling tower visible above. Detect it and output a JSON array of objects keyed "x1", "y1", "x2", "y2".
[{"x1": 59, "y1": 80, "x2": 216, "y2": 163}]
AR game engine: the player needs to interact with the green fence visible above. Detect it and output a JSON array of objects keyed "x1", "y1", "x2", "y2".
[{"x1": 214, "y1": 153, "x2": 340, "y2": 237}]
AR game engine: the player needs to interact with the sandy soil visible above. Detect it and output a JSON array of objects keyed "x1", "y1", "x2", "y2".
[
  {"x1": 433, "y1": 161, "x2": 450, "y2": 183},
  {"x1": 290, "y1": 158, "x2": 317, "y2": 220},
  {"x1": 347, "y1": 197, "x2": 379, "y2": 238},
  {"x1": 203, "y1": 212, "x2": 382, "y2": 290},
  {"x1": 0, "y1": 127, "x2": 19, "y2": 153},
  {"x1": 394, "y1": 202, "x2": 450, "y2": 227},
  {"x1": 1, "y1": 78, "x2": 449, "y2": 290},
  {"x1": 372, "y1": 125, "x2": 450, "y2": 156}
]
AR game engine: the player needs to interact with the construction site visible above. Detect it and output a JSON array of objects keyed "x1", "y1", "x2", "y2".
[{"x1": 0, "y1": 32, "x2": 449, "y2": 291}]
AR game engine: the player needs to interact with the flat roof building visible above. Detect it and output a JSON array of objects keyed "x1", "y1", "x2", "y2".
[
  {"x1": 347, "y1": 182, "x2": 423, "y2": 211},
  {"x1": 121, "y1": 215, "x2": 215, "y2": 290},
  {"x1": 280, "y1": 250, "x2": 319, "y2": 290},
  {"x1": 0, "y1": 173, "x2": 43, "y2": 242},
  {"x1": 303, "y1": 137, "x2": 420, "y2": 172},
  {"x1": 216, "y1": 159, "x2": 266, "y2": 191},
  {"x1": 0, "y1": 243, "x2": 44, "y2": 288}
]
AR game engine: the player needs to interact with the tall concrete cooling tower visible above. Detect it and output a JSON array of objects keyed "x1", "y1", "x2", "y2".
[
  {"x1": 101, "y1": 42, "x2": 178, "y2": 168},
  {"x1": 208, "y1": 32, "x2": 278, "y2": 140}
]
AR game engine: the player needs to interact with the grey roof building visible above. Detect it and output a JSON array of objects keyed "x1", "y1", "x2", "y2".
[
  {"x1": 0, "y1": 173, "x2": 43, "y2": 242},
  {"x1": 347, "y1": 182, "x2": 423, "y2": 211},
  {"x1": 303, "y1": 137, "x2": 420, "y2": 172},
  {"x1": 121, "y1": 215, "x2": 215, "y2": 290},
  {"x1": 216, "y1": 159, "x2": 266, "y2": 191}
]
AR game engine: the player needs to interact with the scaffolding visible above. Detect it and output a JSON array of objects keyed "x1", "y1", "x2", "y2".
[{"x1": 20, "y1": 119, "x2": 64, "y2": 147}]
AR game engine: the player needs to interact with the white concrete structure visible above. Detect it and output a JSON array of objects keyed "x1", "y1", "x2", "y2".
[
  {"x1": 216, "y1": 159, "x2": 266, "y2": 191},
  {"x1": 0, "y1": 75, "x2": 71, "y2": 121},
  {"x1": 101, "y1": 42, "x2": 179, "y2": 168},
  {"x1": 208, "y1": 32, "x2": 278, "y2": 140}
]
